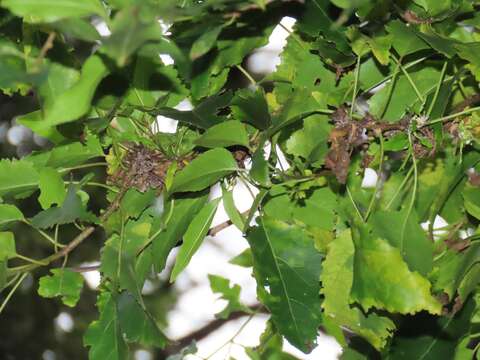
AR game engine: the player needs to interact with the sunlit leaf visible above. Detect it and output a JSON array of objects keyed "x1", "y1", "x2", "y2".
[{"x1": 38, "y1": 269, "x2": 84, "y2": 307}]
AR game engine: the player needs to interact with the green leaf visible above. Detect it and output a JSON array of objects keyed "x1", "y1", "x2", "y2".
[
  {"x1": 386, "y1": 20, "x2": 430, "y2": 57},
  {"x1": 387, "y1": 299, "x2": 476, "y2": 360},
  {"x1": 101, "y1": 6, "x2": 164, "y2": 66},
  {"x1": 119, "y1": 189, "x2": 156, "y2": 219},
  {"x1": 1, "y1": 0, "x2": 106, "y2": 23},
  {"x1": 101, "y1": 234, "x2": 141, "y2": 298},
  {"x1": 0, "y1": 159, "x2": 39, "y2": 198},
  {"x1": 0, "y1": 232, "x2": 16, "y2": 260},
  {"x1": 31, "y1": 184, "x2": 95, "y2": 229},
  {"x1": 16, "y1": 111, "x2": 65, "y2": 144},
  {"x1": 456, "y1": 42, "x2": 480, "y2": 82},
  {"x1": 250, "y1": 147, "x2": 270, "y2": 186},
  {"x1": 369, "y1": 66, "x2": 440, "y2": 122},
  {"x1": 156, "y1": 91, "x2": 233, "y2": 129},
  {"x1": 221, "y1": 185, "x2": 245, "y2": 231},
  {"x1": 247, "y1": 217, "x2": 323, "y2": 353},
  {"x1": 195, "y1": 120, "x2": 249, "y2": 148},
  {"x1": 208, "y1": 274, "x2": 251, "y2": 319},
  {"x1": 170, "y1": 198, "x2": 220, "y2": 281},
  {"x1": 101, "y1": 215, "x2": 152, "y2": 297},
  {"x1": 0, "y1": 204, "x2": 24, "y2": 226},
  {"x1": 229, "y1": 248, "x2": 254, "y2": 268},
  {"x1": 40, "y1": 54, "x2": 109, "y2": 129},
  {"x1": 430, "y1": 242, "x2": 480, "y2": 301},
  {"x1": 26, "y1": 133, "x2": 104, "y2": 169},
  {"x1": 151, "y1": 193, "x2": 208, "y2": 272},
  {"x1": 413, "y1": 0, "x2": 459, "y2": 17},
  {"x1": 84, "y1": 292, "x2": 128, "y2": 360},
  {"x1": 190, "y1": 28, "x2": 273, "y2": 99},
  {"x1": 52, "y1": 18, "x2": 101, "y2": 42},
  {"x1": 415, "y1": 27, "x2": 458, "y2": 58},
  {"x1": 285, "y1": 115, "x2": 331, "y2": 167},
  {"x1": 369, "y1": 210, "x2": 434, "y2": 276},
  {"x1": 231, "y1": 88, "x2": 271, "y2": 130},
  {"x1": 0, "y1": 38, "x2": 43, "y2": 94},
  {"x1": 351, "y1": 224, "x2": 442, "y2": 315},
  {"x1": 246, "y1": 321, "x2": 299, "y2": 360},
  {"x1": 38, "y1": 269, "x2": 84, "y2": 307},
  {"x1": 321, "y1": 230, "x2": 395, "y2": 350},
  {"x1": 190, "y1": 25, "x2": 223, "y2": 60},
  {"x1": 170, "y1": 148, "x2": 237, "y2": 193},
  {"x1": 0, "y1": 260, "x2": 6, "y2": 290},
  {"x1": 117, "y1": 292, "x2": 167, "y2": 348},
  {"x1": 38, "y1": 167, "x2": 66, "y2": 210}
]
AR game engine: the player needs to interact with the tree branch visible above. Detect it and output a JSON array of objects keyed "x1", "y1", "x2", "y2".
[
  {"x1": 160, "y1": 304, "x2": 265, "y2": 356},
  {"x1": 9, "y1": 185, "x2": 130, "y2": 275},
  {"x1": 208, "y1": 211, "x2": 249, "y2": 237}
]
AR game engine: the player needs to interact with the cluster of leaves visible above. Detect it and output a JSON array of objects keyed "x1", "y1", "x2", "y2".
[{"x1": 0, "y1": 0, "x2": 480, "y2": 358}]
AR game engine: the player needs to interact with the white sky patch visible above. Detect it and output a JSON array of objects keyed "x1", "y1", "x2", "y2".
[
  {"x1": 459, "y1": 228, "x2": 475, "y2": 239},
  {"x1": 247, "y1": 16, "x2": 296, "y2": 74},
  {"x1": 54, "y1": 312, "x2": 74, "y2": 333},
  {"x1": 92, "y1": 19, "x2": 111, "y2": 37},
  {"x1": 154, "y1": 99, "x2": 192, "y2": 133},
  {"x1": 361, "y1": 168, "x2": 378, "y2": 189},
  {"x1": 159, "y1": 54, "x2": 175, "y2": 65},
  {"x1": 134, "y1": 349, "x2": 153, "y2": 360},
  {"x1": 421, "y1": 215, "x2": 449, "y2": 240},
  {"x1": 7, "y1": 125, "x2": 32, "y2": 146},
  {"x1": 79, "y1": 262, "x2": 101, "y2": 289}
]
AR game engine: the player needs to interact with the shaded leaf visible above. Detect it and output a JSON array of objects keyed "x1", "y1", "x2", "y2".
[
  {"x1": 84, "y1": 292, "x2": 128, "y2": 360},
  {"x1": 386, "y1": 20, "x2": 430, "y2": 57},
  {"x1": 247, "y1": 217, "x2": 323, "y2": 352},
  {"x1": 231, "y1": 88, "x2": 271, "y2": 130},
  {"x1": 38, "y1": 167, "x2": 66, "y2": 210},
  {"x1": 102, "y1": 6, "x2": 164, "y2": 66},
  {"x1": 151, "y1": 193, "x2": 208, "y2": 272},
  {"x1": 31, "y1": 185, "x2": 95, "y2": 229},
  {"x1": 117, "y1": 292, "x2": 167, "y2": 348},
  {"x1": 369, "y1": 209, "x2": 434, "y2": 276},
  {"x1": 190, "y1": 25, "x2": 223, "y2": 60}
]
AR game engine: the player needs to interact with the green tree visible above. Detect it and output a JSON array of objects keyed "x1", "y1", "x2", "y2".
[{"x1": 0, "y1": 0, "x2": 480, "y2": 358}]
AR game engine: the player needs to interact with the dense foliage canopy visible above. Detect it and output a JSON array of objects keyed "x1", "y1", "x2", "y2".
[{"x1": 0, "y1": 0, "x2": 480, "y2": 358}]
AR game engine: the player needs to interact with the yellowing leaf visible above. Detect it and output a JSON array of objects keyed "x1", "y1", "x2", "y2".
[
  {"x1": 351, "y1": 229, "x2": 441, "y2": 315},
  {"x1": 322, "y1": 230, "x2": 395, "y2": 350}
]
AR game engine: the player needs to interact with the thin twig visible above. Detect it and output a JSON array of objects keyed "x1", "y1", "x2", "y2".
[
  {"x1": 162, "y1": 304, "x2": 264, "y2": 356},
  {"x1": 36, "y1": 32, "x2": 56, "y2": 67},
  {"x1": 208, "y1": 211, "x2": 249, "y2": 237},
  {"x1": 8, "y1": 185, "x2": 130, "y2": 275},
  {"x1": 0, "y1": 273, "x2": 28, "y2": 315}
]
